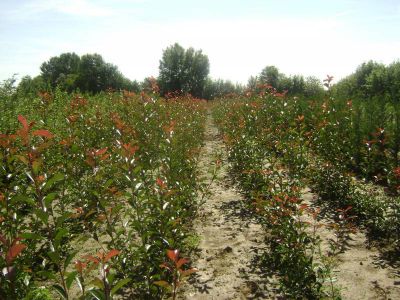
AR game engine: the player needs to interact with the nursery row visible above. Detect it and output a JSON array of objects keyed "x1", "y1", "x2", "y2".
[
  {"x1": 212, "y1": 86, "x2": 400, "y2": 298},
  {"x1": 0, "y1": 90, "x2": 207, "y2": 299}
]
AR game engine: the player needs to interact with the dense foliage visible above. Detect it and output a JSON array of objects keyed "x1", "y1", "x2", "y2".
[
  {"x1": 334, "y1": 60, "x2": 400, "y2": 101},
  {"x1": 212, "y1": 76, "x2": 400, "y2": 297},
  {"x1": 0, "y1": 86, "x2": 207, "y2": 299},
  {"x1": 2, "y1": 49, "x2": 400, "y2": 298},
  {"x1": 18, "y1": 53, "x2": 139, "y2": 96},
  {"x1": 158, "y1": 43, "x2": 210, "y2": 98},
  {"x1": 249, "y1": 65, "x2": 325, "y2": 98}
]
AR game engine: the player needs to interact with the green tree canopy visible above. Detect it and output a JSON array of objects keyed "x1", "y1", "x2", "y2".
[
  {"x1": 333, "y1": 60, "x2": 400, "y2": 101},
  {"x1": 259, "y1": 65, "x2": 281, "y2": 89},
  {"x1": 249, "y1": 66, "x2": 324, "y2": 97},
  {"x1": 203, "y1": 78, "x2": 243, "y2": 99},
  {"x1": 158, "y1": 43, "x2": 210, "y2": 98},
  {"x1": 39, "y1": 52, "x2": 138, "y2": 93},
  {"x1": 40, "y1": 52, "x2": 80, "y2": 89}
]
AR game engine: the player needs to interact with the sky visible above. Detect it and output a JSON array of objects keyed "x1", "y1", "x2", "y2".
[{"x1": 1, "y1": 0, "x2": 399, "y2": 85}]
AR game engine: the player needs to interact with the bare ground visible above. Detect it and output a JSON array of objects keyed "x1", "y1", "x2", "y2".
[
  {"x1": 181, "y1": 113, "x2": 274, "y2": 299},
  {"x1": 301, "y1": 189, "x2": 400, "y2": 300}
]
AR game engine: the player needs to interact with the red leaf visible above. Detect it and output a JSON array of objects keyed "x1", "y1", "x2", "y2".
[
  {"x1": 157, "y1": 178, "x2": 167, "y2": 189},
  {"x1": 95, "y1": 147, "x2": 108, "y2": 157},
  {"x1": 160, "y1": 262, "x2": 172, "y2": 271},
  {"x1": 0, "y1": 234, "x2": 7, "y2": 245},
  {"x1": 18, "y1": 115, "x2": 28, "y2": 131},
  {"x1": 176, "y1": 257, "x2": 189, "y2": 269},
  {"x1": 75, "y1": 260, "x2": 87, "y2": 273},
  {"x1": 84, "y1": 255, "x2": 100, "y2": 264},
  {"x1": 122, "y1": 143, "x2": 139, "y2": 157},
  {"x1": 166, "y1": 249, "x2": 179, "y2": 263},
  {"x1": 6, "y1": 243, "x2": 27, "y2": 264},
  {"x1": 299, "y1": 204, "x2": 309, "y2": 211},
  {"x1": 179, "y1": 268, "x2": 198, "y2": 277},
  {"x1": 104, "y1": 249, "x2": 120, "y2": 262},
  {"x1": 85, "y1": 156, "x2": 96, "y2": 167},
  {"x1": 100, "y1": 154, "x2": 110, "y2": 161},
  {"x1": 32, "y1": 129, "x2": 54, "y2": 139}
]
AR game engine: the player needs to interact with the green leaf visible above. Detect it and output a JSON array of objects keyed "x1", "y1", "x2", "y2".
[
  {"x1": 133, "y1": 166, "x2": 142, "y2": 175},
  {"x1": 43, "y1": 173, "x2": 64, "y2": 192},
  {"x1": 20, "y1": 232, "x2": 42, "y2": 240},
  {"x1": 37, "y1": 270, "x2": 57, "y2": 280},
  {"x1": 11, "y1": 195, "x2": 35, "y2": 206},
  {"x1": 66, "y1": 271, "x2": 78, "y2": 289},
  {"x1": 111, "y1": 278, "x2": 131, "y2": 296},
  {"x1": 91, "y1": 277, "x2": 104, "y2": 289},
  {"x1": 104, "y1": 179, "x2": 113, "y2": 188},
  {"x1": 106, "y1": 272, "x2": 115, "y2": 285},
  {"x1": 56, "y1": 212, "x2": 73, "y2": 228},
  {"x1": 34, "y1": 208, "x2": 49, "y2": 224},
  {"x1": 89, "y1": 289, "x2": 105, "y2": 300},
  {"x1": 52, "y1": 284, "x2": 68, "y2": 299},
  {"x1": 71, "y1": 144, "x2": 79, "y2": 154},
  {"x1": 54, "y1": 228, "x2": 69, "y2": 249},
  {"x1": 47, "y1": 251, "x2": 60, "y2": 264},
  {"x1": 43, "y1": 192, "x2": 58, "y2": 207},
  {"x1": 64, "y1": 251, "x2": 78, "y2": 269},
  {"x1": 154, "y1": 280, "x2": 172, "y2": 291}
]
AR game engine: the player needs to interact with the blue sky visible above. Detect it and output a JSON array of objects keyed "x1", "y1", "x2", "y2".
[{"x1": 1, "y1": 0, "x2": 399, "y2": 84}]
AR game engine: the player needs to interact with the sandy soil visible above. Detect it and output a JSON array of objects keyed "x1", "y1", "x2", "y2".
[
  {"x1": 301, "y1": 189, "x2": 400, "y2": 300},
  {"x1": 181, "y1": 113, "x2": 274, "y2": 299}
]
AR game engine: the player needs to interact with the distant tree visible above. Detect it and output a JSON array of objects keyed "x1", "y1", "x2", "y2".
[
  {"x1": 366, "y1": 64, "x2": 388, "y2": 96},
  {"x1": 304, "y1": 76, "x2": 324, "y2": 98},
  {"x1": 121, "y1": 78, "x2": 140, "y2": 93},
  {"x1": 290, "y1": 75, "x2": 305, "y2": 95},
  {"x1": 140, "y1": 76, "x2": 160, "y2": 94},
  {"x1": 158, "y1": 43, "x2": 210, "y2": 98},
  {"x1": 259, "y1": 65, "x2": 281, "y2": 89},
  {"x1": 203, "y1": 78, "x2": 243, "y2": 99},
  {"x1": 76, "y1": 54, "x2": 110, "y2": 93},
  {"x1": 40, "y1": 52, "x2": 80, "y2": 89},
  {"x1": 17, "y1": 75, "x2": 48, "y2": 96},
  {"x1": 333, "y1": 60, "x2": 396, "y2": 100},
  {"x1": 0, "y1": 76, "x2": 17, "y2": 99},
  {"x1": 354, "y1": 61, "x2": 382, "y2": 95},
  {"x1": 40, "y1": 52, "x2": 137, "y2": 93},
  {"x1": 278, "y1": 75, "x2": 293, "y2": 92},
  {"x1": 250, "y1": 66, "x2": 324, "y2": 97},
  {"x1": 387, "y1": 61, "x2": 400, "y2": 101},
  {"x1": 247, "y1": 76, "x2": 258, "y2": 91}
]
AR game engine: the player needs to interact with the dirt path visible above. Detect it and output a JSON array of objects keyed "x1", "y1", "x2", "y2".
[
  {"x1": 181, "y1": 113, "x2": 272, "y2": 299},
  {"x1": 301, "y1": 189, "x2": 400, "y2": 299}
]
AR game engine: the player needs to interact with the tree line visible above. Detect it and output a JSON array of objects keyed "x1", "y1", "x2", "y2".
[
  {"x1": 17, "y1": 53, "x2": 140, "y2": 95},
  {"x1": 3, "y1": 42, "x2": 398, "y2": 101},
  {"x1": 333, "y1": 60, "x2": 400, "y2": 102}
]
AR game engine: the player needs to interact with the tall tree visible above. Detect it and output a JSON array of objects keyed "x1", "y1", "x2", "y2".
[
  {"x1": 158, "y1": 43, "x2": 209, "y2": 98},
  {"x1": 40, "y1": 52, "x2": 80, "y2": 89},
  {"x1": 259, "y1": 65, "x2": 281, "y2": 89},
  {"x1": 304, "y1": 76, "x2": 324, "y2": 98},
  {"x1": 40, "y1": 52, "x2": 137, "y2": 93}
]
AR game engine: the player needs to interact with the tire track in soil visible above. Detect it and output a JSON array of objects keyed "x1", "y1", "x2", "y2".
[{"x1": 180, "y1": 112, "x2": 275, "y2": 300}]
